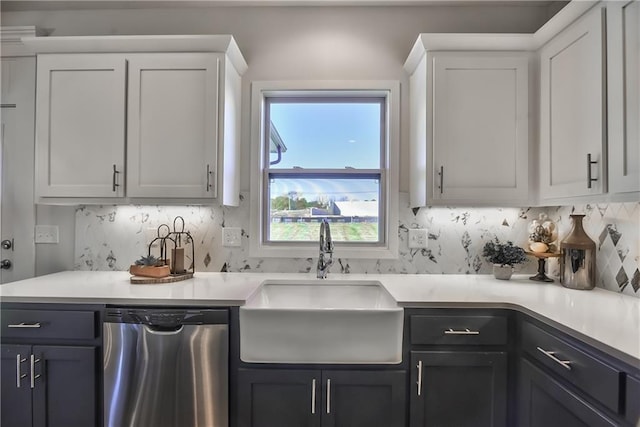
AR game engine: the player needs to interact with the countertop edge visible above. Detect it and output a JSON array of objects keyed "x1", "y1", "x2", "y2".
[{"x1": 401, "y1": 300, "x2": 640, "y2": 368}]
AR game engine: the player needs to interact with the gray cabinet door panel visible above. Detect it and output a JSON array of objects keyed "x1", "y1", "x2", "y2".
[
  {"x1": 410, "y1": 351, "x2": 507, "y2": 427},
  {"x1": 237, "y1": 369, "x2": 320, "y2": 427},
  {"x1": 32, "y1": 345, "x2": 96, "y2": 427},
  {"x1": 1, "y1": 344, "x2": 33, "y2": 427},
  {"x1": 322, "y1": 370, "x2": 406, "y2": 427},
  {"x1": 518, "y1": 358, "x2": 617, "y2": 427}
]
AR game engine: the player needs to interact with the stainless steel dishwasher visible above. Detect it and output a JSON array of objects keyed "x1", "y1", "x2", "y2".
[{"x1": 103, "y1": 307, "x2": 228, "y2": 427}]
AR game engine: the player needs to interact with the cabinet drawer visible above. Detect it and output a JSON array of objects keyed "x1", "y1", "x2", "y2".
[
  {"x1": 626, "y1": 375, "x2": 640, "y2": 425},
  {"x1": 410, "y1": 315, "x2": 507, "y2": 345},
  {"x1": 521, "y1": 320, "x2": 621, "y2": 413},
  {"x1": 1, "y1": 309, "x2": 97, "y2": 340}
]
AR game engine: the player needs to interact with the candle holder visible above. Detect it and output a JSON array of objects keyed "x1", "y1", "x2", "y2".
[
  {"x1": 129, "y1": 216, "x2": 195, "y2": 284},
  {"x1": 526, "y1": 251, "x2": 560, "y2": 283}
]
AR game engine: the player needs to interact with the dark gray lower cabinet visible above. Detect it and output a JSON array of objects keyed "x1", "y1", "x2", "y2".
[
  {"x1": 1, "y1": 345, "x2": 32, "y2": 427},
  {"x1": 410, "y1": 351, "x2": 508, "y2": 427},
  {"x1": 238, "y1": 369, "x2": 319, "y2": 427},
  {"x1": 323, "y1": 370, "x2": 406, "y2": 427},
  {"x1": 237, "y1": 368, "x2": 406, "y2": 427},
  {"x1": 1, "y1": 344, "x2": 96, "y2": 427},
  {"x1": 518, "y1": 358, "x2": 617, "y2": 427},
  {"x1": 626, "y1": 375, "x2": 640, "y2": 425}
]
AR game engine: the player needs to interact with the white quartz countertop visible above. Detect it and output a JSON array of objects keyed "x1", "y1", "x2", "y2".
[{"x1": 1, "y1": 271, "x2": 638, "y2": 366}]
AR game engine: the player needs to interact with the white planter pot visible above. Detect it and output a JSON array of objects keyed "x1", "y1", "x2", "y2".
[{"x1": 493, "y1": 264, "x2": 514, "y2": 280}]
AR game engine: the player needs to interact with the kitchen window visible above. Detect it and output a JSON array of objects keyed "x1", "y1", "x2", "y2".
[{"x1": 250, "y1": 81, "x2": 399, "y2": 259}]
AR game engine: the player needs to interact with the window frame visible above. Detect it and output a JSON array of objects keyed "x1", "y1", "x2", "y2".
[{"x1": 250, "y1": 81, "x2": 399, "y2": 259}]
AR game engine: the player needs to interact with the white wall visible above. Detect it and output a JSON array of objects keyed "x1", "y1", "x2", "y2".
[
  {"x1": 1, "y1": 4, "x2": 555, "y2": 192},
  {"x1": 35, "y1": 205, "x2": 75, "y2": 275}
]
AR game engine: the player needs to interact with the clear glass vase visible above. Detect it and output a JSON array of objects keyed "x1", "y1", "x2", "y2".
[{"x1": 560, "y1": 214, "x2": 596, "y2": 290}]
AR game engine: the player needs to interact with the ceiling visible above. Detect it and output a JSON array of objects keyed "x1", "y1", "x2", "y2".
[{"x1": 2, "y1": 0, "x2": 569, "y2": 11}]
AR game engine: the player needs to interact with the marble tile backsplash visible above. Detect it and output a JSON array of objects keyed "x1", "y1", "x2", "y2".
[
  {"x1": 546, "y1": 203, "x2": 640, "y2": 297},
  {"x1": 74, "y1": 194, "x2": 639, "y2": 297}
]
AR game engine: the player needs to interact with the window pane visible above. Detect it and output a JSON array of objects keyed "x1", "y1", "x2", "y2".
[
  {"x1": 268, "y1": 100, "x2": 382, "y2": 169},
  {"x1": 268, "y1": 175, "x2": 380, "y2": 243}
]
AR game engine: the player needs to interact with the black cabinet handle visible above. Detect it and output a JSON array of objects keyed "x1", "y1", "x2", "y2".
[
  {"x1": 587, "y1": 154, "x2": 598, "y2": 189},
  {"x1": 112, "y1": 164, "x2": 120, "y2": 192}
]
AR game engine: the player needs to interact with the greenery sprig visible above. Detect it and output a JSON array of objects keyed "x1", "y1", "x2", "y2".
[
  {"x1": 134, "y1": 255, "x2": 164, "y2": 267},
  {"x1": 482, "y1": 238, "x2": 527, "y2": 267}
]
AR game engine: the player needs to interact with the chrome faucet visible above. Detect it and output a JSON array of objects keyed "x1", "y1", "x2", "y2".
[{"x1": 317, "y1": 219, "x2": 334, "y2": 279}]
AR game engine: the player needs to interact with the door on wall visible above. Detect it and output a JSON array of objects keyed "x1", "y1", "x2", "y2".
[{"x1": 1, "y1": 56, "x2": 36, "y2": 283}]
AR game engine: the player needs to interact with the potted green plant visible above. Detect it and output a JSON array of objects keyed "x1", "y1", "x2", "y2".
[{"x1": 482, "y1": 238, "x2": 527, "y2": 280}]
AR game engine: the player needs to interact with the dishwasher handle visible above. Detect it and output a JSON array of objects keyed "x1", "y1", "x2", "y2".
[{"x1": 144, "y1": 324, "x2": 184, "y2": 333}]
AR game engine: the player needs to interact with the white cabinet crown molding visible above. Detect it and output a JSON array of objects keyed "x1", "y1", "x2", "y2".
[
  {"x1": 0, "y1": 26, "x2": 45, "y2": 57},
  {"x1": 404, "y1": 0, "x2": 600, "y2": 74},
  {"x1": 533, "y1": 0, "x2": 599, "y2": 47},
  {"x1": 20, "y1": 34, "x2": 248, "y2": 74},
  {"x1": 404, "y1": 34, "x2": 536, "y2": 73}
]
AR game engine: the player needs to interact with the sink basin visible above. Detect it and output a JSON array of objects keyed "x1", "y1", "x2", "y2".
[{"x1": 239, "y1": 280, "x2": 403, "y2": 364}]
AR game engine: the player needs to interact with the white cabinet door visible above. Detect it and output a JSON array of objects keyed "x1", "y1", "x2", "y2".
[
  {"x1": 126, "y1": 53, "x2": 220, "y2": 198},
  {"x1": 431, "y1": 54, "x2": 529, "y2": 204},
  {"x1": 608, "y1": 0, "x2": 640, "y2": 194},
  {"x1": 35, "y1": 54, "x2": 126, "y2": 198},
  {"x1": 1, "y1": 57, "x2": 36, "y2": 283},
  {"x1": 539, "y1": 6, "x2": 605, "y2": 200}
]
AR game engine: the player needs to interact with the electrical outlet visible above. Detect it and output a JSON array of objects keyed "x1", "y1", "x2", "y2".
[
  {"x1": 223, "y1": 227, "x2": 242, "y2": 247},
  {"x1": 408, "y1": 228, "x2": 428, "y2": 249},
  {"x1": 35, "y1": 225, "x2": 59, "y2": 244}
]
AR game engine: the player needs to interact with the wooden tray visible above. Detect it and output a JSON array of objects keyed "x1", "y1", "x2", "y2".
[{"x1": 130, "y1": 272, "x2": 194, "y2": 284}]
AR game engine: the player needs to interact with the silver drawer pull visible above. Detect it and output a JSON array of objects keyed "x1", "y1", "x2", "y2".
[
  {"x1": 8, "y1": 322, "x2": 41, "y2": 328},
  {"x1": 416, "y1": 360, "x2": 423, "y2": 396},
  {"x1": 326, "y1": 379, "x2": 331, "y2": 414},
  {"x1": 444, "y1": 328, "x2": 480, "y2": 335},
  {"x1": 311, "y1": 378, "x2": 316, "y2": 415},
  {"x1": 537, "y1": 346, "x2": 572, "y2": 370},
  {"x1": 30, "y1": 355, "x2": 41, "y2": 389},
  {"x1": 16, "y1": 354, "x2": 27, "y2": 388}
]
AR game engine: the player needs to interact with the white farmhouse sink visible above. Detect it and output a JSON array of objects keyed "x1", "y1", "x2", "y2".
[{"x1": 239, "y1": 280, "x2": 403, "y2": 364}]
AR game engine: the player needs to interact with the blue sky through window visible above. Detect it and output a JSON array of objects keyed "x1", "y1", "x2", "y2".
[
  {"x1": 269, "y1": 101, "x2": 381, "y2": 169},
  {"x1": 268, "y1": 100, "x2": 382, "y2": 202}
]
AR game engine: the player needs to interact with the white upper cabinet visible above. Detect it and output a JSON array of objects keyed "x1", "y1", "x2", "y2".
[
  {"x1": 538, "y1": 5, "x2": 606, "y2": 201},
  {"x1": 405, "y1": 36, "x2": 532, "y2": 207},
  {"x1": 36, "y1": 54, "x2": 126, "y2": 198},
  {"x1": 431, "y1": 54, "x2": 529, "y2": 205},
  {"x1": 27, "y1": 35, "x2": 246, "y2": 205},
  {"x1": 607, "y1": 0, "x2": 640, "y2": 195},
  {"x1": 405, "y1": 2, "x2": 638, "y2": 207},
  {"x1": 126, "y1": 54, "x2": 220, "y2": 198}
]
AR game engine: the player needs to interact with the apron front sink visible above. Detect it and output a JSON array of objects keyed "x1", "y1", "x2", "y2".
[{"x1": 239, "y1": 280, "x2": 403, "y2": 364}]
